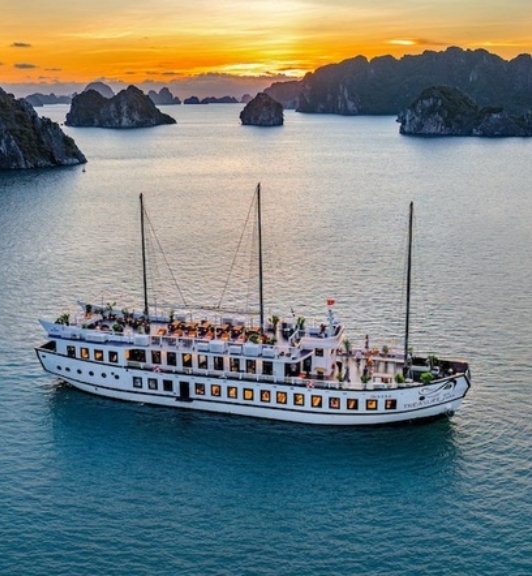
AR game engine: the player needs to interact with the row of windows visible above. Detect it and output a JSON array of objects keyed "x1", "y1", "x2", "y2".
[
  {"x1": 195, "y1": 383, "x2": 397, "y2": 411},
  {"x1": 68, "y1": 345, "x2": 291, "y2": 376},
  {"x1": 68, "y1": 345, "x2": 119, "y2": 364},
  {"x1": 133, "y1": 377, "x2": 174, "y2": 392}
]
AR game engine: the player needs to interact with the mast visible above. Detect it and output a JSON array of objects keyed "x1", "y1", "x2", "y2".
[
  {"x1": 140, "y1": 193, "x2": 149, "y2": 317},
  {"x1": 403, "y1": 201, "x2": 413, "y2": 374},
  {"x1": 257, "y1": 183, "x2": 264, "y2": 335}
]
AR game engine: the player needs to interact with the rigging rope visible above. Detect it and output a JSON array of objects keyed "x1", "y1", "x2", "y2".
[
  {"x1": 217, "y1": 192, "x2": 256, "y2": 310},
  {"x1": 143, "y1": 208, "x2": 188, "y2": 309}
]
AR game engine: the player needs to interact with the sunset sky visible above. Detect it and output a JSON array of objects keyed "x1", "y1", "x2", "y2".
[{"x1": 3, "y1": 0, "x2": 532, "y2": 97}]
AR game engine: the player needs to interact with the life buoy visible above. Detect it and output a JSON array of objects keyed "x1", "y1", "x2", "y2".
[{"x1": 306, "y1": 380, "x2": 315, "y2": 389}]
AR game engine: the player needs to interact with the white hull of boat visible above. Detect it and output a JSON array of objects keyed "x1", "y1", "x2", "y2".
[{"x1": 36, "y1": 347, "x2": 470, "y2": 426}]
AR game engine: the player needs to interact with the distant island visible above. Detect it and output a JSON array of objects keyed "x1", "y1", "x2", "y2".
[
  {"x1": 65, "y1": 85, "x2": 176, "y2": 128},
  {"x1": 184, "y1": 95, "x2": 239, "y2": 104},
  {"x1": 398, "y1": 85, "x2": 532, "y2": 137},
  {"x1": 0, "y1": 87, "x2": 86, "y2": 170},
  {"x1": 240, "y1": 93, "x2": 283, "y2": 126},
  {"x1": 148, "y1": 87, "x2": 181, "y2": 105},
  {"x1": 265, "y1": 47, "x2": 532, "y2": 116}
]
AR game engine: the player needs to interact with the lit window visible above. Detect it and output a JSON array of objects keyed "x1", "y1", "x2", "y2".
[
  {"x1": 195, "y1": 383, "x2": 205, "y2": 395},
  {"x1": 94, "y1": 349, "x2": 104, "y2": 362},
  {"x1": 329, "y1": 397, "x2": 340, "y2": 410},
  {"x1": 366, "y1": 399, "x2": 378, "y2": 411},
  {"x1": 198, "y1": 354, "x2": 208, "y2": 369},
  {"x1": 133, "y1": 377, "x2": 142, "y2": 388},
  {"x1": 276, "y1": 391, "x2": 287, "y2": 404},
  {"x1": 211, "y1": 384, "x2": 221, "y2": 397},
  {"x1": 182, "y1": 353, "x2": 192, "y2": 368},
  {"x1": 81, "y1": 347, "x2": 89, "y2": 359},
  {"x1": 294, "y1": 393, "x2": 305, "y2": 406},
  {"x1": 347, "y1": 398, "x2": 358, "y2": 410},
  {"x1": 109, "y1": 351, "x2": 118, "y2": 363},
  {"x1": 261, "y1": 390, "x2": 271, "y2": 403},
  {"x1": 311, "y1": 395, "x2": 322, "y2": 408},
  {"x1": 148, "y1": 378, "x2": 157, "y2": 390},
  {"x1": 244, "y1": 388, "x2": 254, "y2": 401},
  {"x1": 228, "y1": 386, "x2": 238, "y2": 399},
  {"x1": 385, "y1": 399, "x2": 397, "y2": 410}
]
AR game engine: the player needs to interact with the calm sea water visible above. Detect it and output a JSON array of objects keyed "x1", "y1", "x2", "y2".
[{"x1": 1, "y1": 104, "x2": 531, "y2": 575}]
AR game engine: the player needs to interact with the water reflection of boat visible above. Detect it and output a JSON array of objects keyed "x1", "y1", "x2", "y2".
[{"x1": 36, "y1": 186, "x2": 471, "y2": 425}]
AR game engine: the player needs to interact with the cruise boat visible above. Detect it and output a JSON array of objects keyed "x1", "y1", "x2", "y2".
[{"x1": 36, "y1": 187, "x2": 471, "y2": 425}]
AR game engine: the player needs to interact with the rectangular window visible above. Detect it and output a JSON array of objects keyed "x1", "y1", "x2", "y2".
[
  {"x1": 148, "y1": 378, "x2": 158, "y2": 390},
  {"x1": 163, "y1": 380, "x2": 173, "y2": 392},
  {"x1": 195, "y1": 383, "x2": 205, "y2": 396},
  {"x1": 276, "y1": 391, "x2": 287, "y2": 405},
  {"x1": 152, "y1": 350, "x2": 161, "y2": 364},
  {"x1": 108, "y1": 350, "x2": 118, "y2": 363},
  {"x1": 228, "y1": 386, "x2": 238, "y2": 399},
  {"x1": 262, "y1": 361, "x2": 273, "y2": 376},
  {"x1": 246, "y1": 359, "x2": 256, "y2": 374},
  {"x1": 366, "y1": 399, "x2": 378, "y2": 411},
  {"x1": 94, "y1": 349, "x2": 104, "y2": 362},
  {"x1": 244, "y1": 388, "x2": 254, "y2": 401},
  {"x1": 81, "y1": 347, "x2": 89, "y2": 359},
  {"x1": 294, "y1": 393, "x2": 305, "y2": 406},
  {"x1": 311, "y1": 395, "x2": 323, "y2": 408},
  {"x1": 329, "y1": 397, "x2": 340, "y2": 410},
  {"x1": 198, "y1": 354, "x2": 208, "y2": 369},
  {"x1": 385, "y1": 399, "x2": 397, "y2": 410},
  {"x1": 347, "y1": 398, "x2": 358, "y2": 410},
  {"x1": 67, "y1": 346, "x2": 76, "y2": 358},
  {"x1": 214, "y1": 356, "x2": 224, "y2": 371},
  {"x1": 167, "y1": 351, "x2": 177, "y2": 366},
  {"x1": 127, "y1": 349, "x2": 146, "y2": 363},
  {"x1": 211, "y1": 384, "x2": 221, "y2": 397},
  {"x1": 133, "y1": 377, "x2": 142, "y2": 388},
  {"x1": 230, "y1": 358, "x2": 240, "y2": 372},
  {"x1": 182, "y1": 353, "x2": 192, "y2": 368},
  {"x1": 315, "y1": 349, "x2": 324, "y2": 357},
  {"x1": 260, "y1": 390, "x2": 271, "y2": 403}
]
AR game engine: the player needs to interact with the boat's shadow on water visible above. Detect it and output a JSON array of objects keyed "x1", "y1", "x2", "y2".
[{"x1": 45, "y1": 380, "x2": 463, "y2": 475}]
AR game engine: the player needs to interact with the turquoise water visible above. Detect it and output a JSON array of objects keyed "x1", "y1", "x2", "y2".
[{"x1": 1, "y1": 104, "x2": 531, "y2": 575}]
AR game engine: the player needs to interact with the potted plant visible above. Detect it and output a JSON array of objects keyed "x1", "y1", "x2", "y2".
[
  {"x1": 55, "y1": 312, "x2": 70, "y2": 325},
  {"x1": 343, "y1": 338, "x2": 352, "y2": 357},
  {"x1": 269, "y1": 315, "x2": 280, "y2": 333},
  {"x1": 420, "y1": 372, "x2": 434, "y2": 384},
  {"x1": 394, "y1": 373, "x2": 405, "y2": 384}
]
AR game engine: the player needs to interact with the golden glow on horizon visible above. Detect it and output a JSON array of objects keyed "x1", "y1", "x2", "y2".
[{"x1": 2, "y1": 0, "x2": 532, "y2": 87}]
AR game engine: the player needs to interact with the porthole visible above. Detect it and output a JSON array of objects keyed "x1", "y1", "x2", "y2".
[
  {"x1": 102, "y1": 373, "x2": 107, "y2": 378},
  {"x1": 57, "y1": 366, "x2": 62, "y2": 370},
  {"x1": 77, "y1": 369, "x2": 82, "y2": 374},
  {"x1": 89, "y1": 371, "x2": 94, "y2": 376}
]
